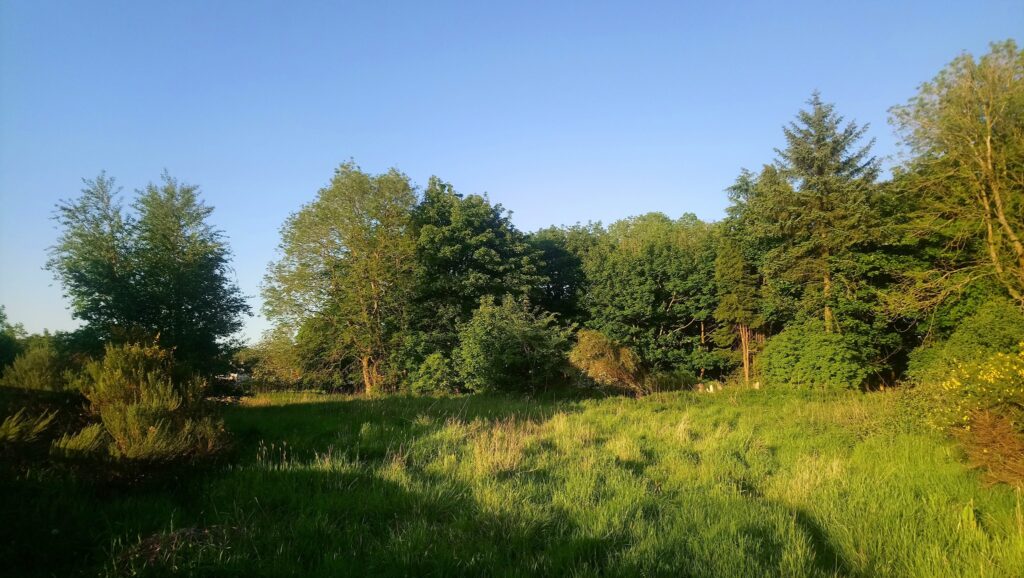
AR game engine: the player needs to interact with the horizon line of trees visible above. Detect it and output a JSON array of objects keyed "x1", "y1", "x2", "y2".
[{"x1": 2, "y1": 40, "x2": 1021, "y2": 403}]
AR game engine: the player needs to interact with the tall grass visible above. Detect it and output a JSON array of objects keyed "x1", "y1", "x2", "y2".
[{"x1": 4, "y1": 389, "x2": 1023, "y2": 576}]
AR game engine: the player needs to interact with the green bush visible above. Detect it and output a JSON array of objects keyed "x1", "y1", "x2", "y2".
[
  {"x1": 908, "y1": 298, "x2": 1024, "y2": 386},
  {"x1": 0, "y1": 341, "x2": 64, "y2": 391},
  {"x1": 409, "y1": 353, "x2": 458, "y2": 395},
  {"x1": 55, "y1": 343, "x2": 224, "y2": 462},
  {"x1": 454, "y1": 296, "x2": 571, "y2": 393},
  {"x1": 757, "y1": 321, "x2": 869, "y2": 390}
]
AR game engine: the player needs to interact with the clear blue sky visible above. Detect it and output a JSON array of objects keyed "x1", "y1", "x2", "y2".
[{"x1": 1, "y1": 0, "x2": 1020, "y2": 341}]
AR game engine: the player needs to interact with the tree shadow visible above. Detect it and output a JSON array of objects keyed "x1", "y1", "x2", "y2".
[
  {"x1": 224, "y1": 392, "x2": 587, "y2": 459},
  {"x1": 6, "y1": 391, "x2": 859, "y2": 577},
  {"x1": 788, "y1": 507, "x2": 853, "y2": 577}
]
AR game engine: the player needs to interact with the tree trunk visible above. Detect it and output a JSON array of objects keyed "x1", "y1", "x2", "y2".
[
  {"x1": 699, "y1": 321, "x2": 706, "y2": 380},
  {"x1": 739, "y1": 323, "x2": 751, "y2": 386},
  {"x1": 360, "y1": 355, "x2": 378, "y2": 394},
  {"x1": 823, "y1": 251, "x2": 836, "y2": 333}
]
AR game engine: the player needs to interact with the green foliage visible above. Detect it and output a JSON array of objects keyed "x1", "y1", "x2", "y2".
[
  {"x1": 264, "y1": 162, "x2": 418, "y2": 393},
  {"x1": 0, "y1": 341, "x2": 64, "y2": 391},
  {"x1": 59, "y1": 343, "x2": 224, "y2": 461},
  {"x1": 758, "y1": 322, "x2": 870, "y2": 390},
  {"x1": 410, "y1": 178, "x2": 546, "y2": 355},
  {"x1": 236, "y1": 327, "x2": 303, "y2": 391},
  {"x1": 644, "y1": 368, "x2": 699, "y2": 393},
  {"x1": 0, "y1": 306, "x2": 25, "y2": 371},
  {"x1": 582, "y1": 213, "x2": 719, "y2": 376},
  {"x1": 409, "y1": 353, "x2": 458, "y2": 395},
  {"x1": 760, "y1": 94, "x2": 880, "y2": 332},
  {"x1": 890, "y1": 40, "x2": 1024, "y2": 309},
  {"x1": 713, "y1": 235, "x2": 760, "y2": 331},
  {"x1": 51, "y1": 422, "x2": 106, "y2": 456},
  {"x1": 47, "y1": 173, "x2": 250, "y2": 373},
  {"x1": 568, "y1": 329, "x2": 645, "y2": 395},
  {"x1": 713, "y1": 233, "x2": 762, "y2": 382},
  {"x1": 0, "y1": 408, "x2": 56, "y2": 445},
  {"x1": 941, "y1": 345, "x2": 1024, "y2": 431},
  {"x1": 720, "y1": 96, "x2": 911, "y2": 383},
  {"x1": 529, "y1": 223, "x2": 602, "y2": 324},
  {"x1": 454, "y1": 296, "x2": 571, "y2": 392},
  {"x1": 909, "y1": 298, "x2": 1024, "y2": 386}
]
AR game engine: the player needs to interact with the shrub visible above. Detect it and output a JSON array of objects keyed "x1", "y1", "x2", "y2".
[
  {"x1": 0, "y1": 408, "x2": 56, "y2": 445},
  {"x1": 569, "y1": 329, "x2": 646, "y2": 395},
  {"x1": 55, "y1": 343, "x2": 224, "y2": 462},
  {"x1": 51, "y1": 423, "x2": 106, "y2": 456},
  {"x1": 454, "y1": 296, "x2": 571, "y2": 393},
  {"x1": 938, "y1": 343, "x2": 1024, "y2": 431},
  {"x1": 410, "y1": 353, "x2": 458, "y2": 395},
  {"x1": 908, "y1": 298, "x2": 1024, "y2": 386},
  {"x1": 757, "y1": 321, "x2": 869, "y2": 390},
  {"x1": 0, "y1": 341, "x2": 64, "y2": 391}
]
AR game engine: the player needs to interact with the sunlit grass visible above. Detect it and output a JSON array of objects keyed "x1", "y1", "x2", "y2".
[{"x1": 5, "y1": 389, "x2": 1023, "y2": 576}]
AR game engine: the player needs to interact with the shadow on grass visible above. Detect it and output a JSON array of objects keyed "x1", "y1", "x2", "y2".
[
  {"x1": 4, "y1": 390, "x2": 858, "y2": 577},
  {"x1": 790, "y1": 507, "x2": 853, "y2": 577},
  {"x1": 127, "y1": 466, "x2": 630, "y2": 577},
  {"x1": 224, "y1": 392, "x2": 589, "y2": 459}
]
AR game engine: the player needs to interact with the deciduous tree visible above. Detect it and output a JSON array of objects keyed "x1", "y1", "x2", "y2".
[{"x1": 263, "y1": 163, "x2": 417, "y2": 393}]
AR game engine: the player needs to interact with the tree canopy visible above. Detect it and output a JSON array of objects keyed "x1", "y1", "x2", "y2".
[{"x1": 47, "y1": 173, "x2": 250, "y2": 372}]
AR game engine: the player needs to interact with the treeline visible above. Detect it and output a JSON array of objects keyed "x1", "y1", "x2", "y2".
[
  {"x1": 1, "y1": 41, "x2": 1021, "y2": 443},
  {"x1": 243, "y1": 41, "x2": 1022, "y2": 404}
]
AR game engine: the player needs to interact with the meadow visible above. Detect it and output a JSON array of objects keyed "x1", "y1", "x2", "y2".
[{"x1": 4, "y1": 388, "x2": 1022, "y2": 577}]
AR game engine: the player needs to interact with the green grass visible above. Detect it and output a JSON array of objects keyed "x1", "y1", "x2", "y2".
[{"x1": 3, "y1": 389, "x2": 1023, "y2": 577}]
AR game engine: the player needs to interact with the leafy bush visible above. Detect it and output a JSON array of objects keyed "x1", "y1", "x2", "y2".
[
  {"x1": 908, "y1": 298, "x2": 1024, "y2": 386},
  {"x1": 569, "y1": 329, "x2": 646, "y2": 395},
  {"x1": 454, "y1": 296, "x2": 571, "y2": 393},
  {"x1": 757, "y1": 321, "x2": 869, "y2": 390},
  {"x1": 918, "y1": 343, "x2": 1024, "y2": 487},
  {"x1": 0, "y1": 341, "x2": 64, "y2": 391},
  {"x1": 937, "y1": 344, "x2": 1024, "y2": 430},
  {"x1": 55, "y1": 343, "x2": 224, "y2": 462},
  {"x1": 409, "y1": 353, "x2": 458, "y2": 395}
]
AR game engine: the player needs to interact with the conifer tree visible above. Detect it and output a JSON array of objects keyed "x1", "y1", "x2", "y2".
[{"x1": 772, "y1": 93, "x2": 880, "y2": 332}]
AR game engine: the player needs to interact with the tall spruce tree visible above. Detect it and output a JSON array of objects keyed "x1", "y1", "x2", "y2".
[{"x1": 772, "y1": 92, "x2": 880, "y2": 333}]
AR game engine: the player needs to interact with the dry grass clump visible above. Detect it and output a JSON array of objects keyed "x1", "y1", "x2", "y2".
[
  {"x1": 471, "y1": 418, "x2": 537, "y2": 476},
  {"x1": 569, "y1": 329, "x2": 646, "y2": 395}
]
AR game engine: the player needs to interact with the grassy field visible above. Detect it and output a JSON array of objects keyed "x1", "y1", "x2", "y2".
[{"x1": 4, "y1": 389, "x2": 1024, "y2": 577}]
